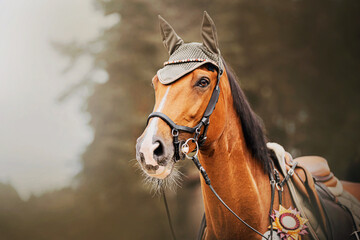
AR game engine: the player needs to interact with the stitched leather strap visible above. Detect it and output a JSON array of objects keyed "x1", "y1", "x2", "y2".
[{"x1": 148, "y1": 112, "x2": 197, "y2": 133}]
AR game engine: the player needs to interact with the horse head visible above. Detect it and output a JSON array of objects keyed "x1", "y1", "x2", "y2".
[{"x1": 135, "y1": 12, "x2": 228, "y2": 188}]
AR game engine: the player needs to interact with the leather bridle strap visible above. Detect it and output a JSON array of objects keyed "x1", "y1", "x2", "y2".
[{"x1": 148, "y1": 112, "x2": 198, "y2": 133}]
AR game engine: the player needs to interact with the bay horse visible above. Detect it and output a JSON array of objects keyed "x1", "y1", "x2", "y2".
[{"x1": 135, "y1": 12, "x2": 360, "y2": 240}]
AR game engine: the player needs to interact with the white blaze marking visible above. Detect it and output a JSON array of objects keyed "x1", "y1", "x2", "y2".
[{"x1": 140, "y1": 86, "x2": 170, "y2": 167}]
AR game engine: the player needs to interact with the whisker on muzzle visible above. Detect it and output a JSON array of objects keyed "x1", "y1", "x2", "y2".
[{"x1": 135, "y1": 161, "x2": 183, "y2": 196}]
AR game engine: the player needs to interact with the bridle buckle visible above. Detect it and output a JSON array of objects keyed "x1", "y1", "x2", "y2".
[
  {"x1": 194, "y1": 127, "x2": 201, "y2": 141},
  {"x1": 171, "y1": 129, "x2": 179, "y2": 137}
]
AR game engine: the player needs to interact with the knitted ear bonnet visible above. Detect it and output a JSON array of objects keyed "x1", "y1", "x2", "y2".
[{"x1": 157, "y1": 11, "x2": 224, "y2": 84}]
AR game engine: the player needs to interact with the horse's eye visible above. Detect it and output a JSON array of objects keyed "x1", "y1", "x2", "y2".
[{"x1": 197, "y1": 78, "x2": 210, "y2": 88}]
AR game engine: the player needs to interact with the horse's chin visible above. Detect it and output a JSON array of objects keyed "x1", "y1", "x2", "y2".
[{"x1": 140, "y1": 158, "x2": 182, "y2": 193}]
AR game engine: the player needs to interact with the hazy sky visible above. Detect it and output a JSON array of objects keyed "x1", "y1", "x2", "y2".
[{"x1": 0, "y1": 0, "x2": 118, "y2": 199}]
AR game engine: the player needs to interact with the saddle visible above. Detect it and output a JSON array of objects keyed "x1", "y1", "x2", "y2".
[
  {"x1": 268, "y1": 142, "x2": 360, "y2": 240},
  {"x1": 292, "y1": 155, "x2": 360, "y2": 240}
]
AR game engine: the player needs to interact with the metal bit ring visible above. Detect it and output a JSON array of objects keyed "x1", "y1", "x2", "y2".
[{"x1": 181, "y1": 138, "x2": 199, "y2": 159}]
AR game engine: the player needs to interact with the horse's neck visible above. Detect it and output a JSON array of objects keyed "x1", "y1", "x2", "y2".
[{"x1": 198, "y1": 106, "x2": 271, "y2": 239}]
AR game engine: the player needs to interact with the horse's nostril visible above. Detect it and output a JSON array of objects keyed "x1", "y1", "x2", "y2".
[{"x1": 153, "y1": 140, "x2": 164, "y2": 157}]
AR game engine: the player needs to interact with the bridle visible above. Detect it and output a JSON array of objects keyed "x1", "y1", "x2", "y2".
[
  {"x1": 147, "y1": 68, "x2": 221, "y2": 161},
  {"x1": 146, "y1": 64, "x2": 276, "y2": 240}
]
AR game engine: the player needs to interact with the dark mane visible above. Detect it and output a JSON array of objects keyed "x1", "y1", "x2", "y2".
[{"x1": 223, "y1": 60, "x2": 272, "y2": 174}]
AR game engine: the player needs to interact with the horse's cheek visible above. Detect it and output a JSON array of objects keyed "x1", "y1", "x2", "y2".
[{"x1": 208, "y1": 103, "x2": 227, "y2": 141}]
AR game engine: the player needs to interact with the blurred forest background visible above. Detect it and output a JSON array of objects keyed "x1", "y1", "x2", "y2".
[{"x1": 1, "y1": 0, "x2": 360, "y2": 239}]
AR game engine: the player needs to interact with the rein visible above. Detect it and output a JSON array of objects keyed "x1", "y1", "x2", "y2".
[{"x1": 146, "y1": 69, "x2": 278, "y2": 240}]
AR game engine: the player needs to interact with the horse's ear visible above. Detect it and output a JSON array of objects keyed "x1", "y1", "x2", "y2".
[
  {"x1": 158, "y1": 15, "x2": 183, "y2": 55},
  {"x1": 201, "y1": 11, "x2": 220, "y2": 54}
]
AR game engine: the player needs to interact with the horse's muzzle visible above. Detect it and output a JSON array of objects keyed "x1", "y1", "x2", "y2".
[{"x1": 135, "y1": 134, "x2": 175, "y2": 179}]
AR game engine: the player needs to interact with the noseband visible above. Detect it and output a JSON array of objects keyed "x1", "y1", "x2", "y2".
[{"x1": 147, "y1": 69, "x2": 222, "y2": 161}]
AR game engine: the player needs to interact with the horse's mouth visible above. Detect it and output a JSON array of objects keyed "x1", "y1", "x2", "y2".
[
  {"x1": 147, "y1": 166, "x2": 172, "y2": 179},
  {"x1": 142, "y1": 160, "x2": 175, "y2": 180}
]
